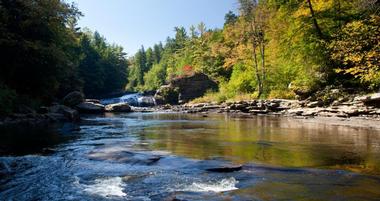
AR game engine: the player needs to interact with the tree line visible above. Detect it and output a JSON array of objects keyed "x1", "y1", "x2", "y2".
[
  {"x1": 1, "y1": 0, "x2": 379, "y2": 115},
  {"x1": 127, "y1": 0, "x2": 379, "y2": 102},
  {"x1": 0, "y1": 0, "x2": 128, "y2": 114}
]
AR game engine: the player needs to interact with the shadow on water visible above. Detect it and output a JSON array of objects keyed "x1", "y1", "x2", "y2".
[{"x1": 0, "y1": 123, "x2": 79, "y2": 156}]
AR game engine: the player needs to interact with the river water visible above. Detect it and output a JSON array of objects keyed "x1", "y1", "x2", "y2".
[{"x1": 1, "y1": 112, "x2": 380, "y2": 200}]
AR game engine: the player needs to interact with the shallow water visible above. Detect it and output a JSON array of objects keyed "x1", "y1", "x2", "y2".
[{"x1": 1, "y1": 113, "x2": 380, "y2": 200}]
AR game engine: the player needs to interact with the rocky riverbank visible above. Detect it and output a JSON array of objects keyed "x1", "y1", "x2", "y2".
[
  {"x1": 0, "y1": 91, "x2": 133, "y2": 127},
  {"x1": 166, "y1": 93, "x2": 380, "y2": 118},
  {"x1": 3, "y1": 90, "x2": 380, "y2": 129}
]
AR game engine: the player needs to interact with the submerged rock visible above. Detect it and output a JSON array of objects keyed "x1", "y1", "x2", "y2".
[
  {"x1": 206, "y1": 165, "x2": 243, "y2": 173},
  {"x1": 88, "y1": 150, "x2": 162, "y2": 165},
  {"x1": 195, "y1": 160, "x2": 243, "y2": 173}
]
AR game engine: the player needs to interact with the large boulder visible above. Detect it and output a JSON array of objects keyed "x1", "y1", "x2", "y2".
[
  {"x1": 48, "y1": 105, "x2": 79, "y2": 121},
  {"x1": 154, "y1": 73, "x2": 217, "y2": 105},
  {"x1": 105, "y1": 102, "x2": 132, "y2": 112},
  {"x1": 76, "y1": 102, "x2": 105, "y2": 113},
  {"x1": 171, "y1": 73, "x2": 218, "y2": 103},
  {"x1": 138, "y1": 96, "x2": 156, "y2": 107},
  {"x1": 62, "y1": 91, "x2": 84, "y2": 107},
  {"x1": 154, "y1": 85, "x2": 179, "y2": 105}
]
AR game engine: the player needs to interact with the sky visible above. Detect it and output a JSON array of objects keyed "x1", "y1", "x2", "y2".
[{"x1": 72, "y1": 0, "x2": 238, "y2": 56}]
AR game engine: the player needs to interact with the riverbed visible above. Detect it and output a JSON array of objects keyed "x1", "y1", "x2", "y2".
[{"x1": 1, "y1": 112, "x2": 380, "y2": 200}]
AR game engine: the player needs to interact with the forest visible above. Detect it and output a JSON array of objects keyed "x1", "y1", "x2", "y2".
[
  {"x1": 0, "y1": 0, "x2": 379, "y2": 115},
  {"x1": 128, "y1": 0, "x2": 380, "y2": 102},
  {"x1": 0, "y1": 0, "x2": 128, "y2": 114}
]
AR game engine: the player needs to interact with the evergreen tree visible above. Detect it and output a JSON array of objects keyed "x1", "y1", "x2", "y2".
[
  {"x1": 146, "y1": 47, "x2": 154, "y2": 70},
  {"x1": 224, "y1": 11, "x2": 238, "y2": 26}
]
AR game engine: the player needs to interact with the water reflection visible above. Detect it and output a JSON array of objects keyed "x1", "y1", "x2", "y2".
[
  {"x1": 137, "y1": 113, "x2": 380, "y2": 174},
  {"x1": 1, "y1": 113, "x2": 380, "y2": 200}
]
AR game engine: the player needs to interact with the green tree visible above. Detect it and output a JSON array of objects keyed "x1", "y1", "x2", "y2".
[
  {"x1": 0, "y1": 0, "x2": 81, "y2": 108},
  {"x1": 146, "y1": 47, "x2": 154, "y2": 70},
  {"x1": 143, "y1": 63, "x2": 167, "y2": 91},
  {"x1": 224, "y1": 11, "x2": 238, "y2": 26},
  {"x1": 237, "y1": 0, "x2": 268, "y2": 97},
  {"x1": 78, "y1": 31, "x2": 128, "y2": 97},
  {"x1": 153, "y1": 42, "x2": 164, "y2": 64}
]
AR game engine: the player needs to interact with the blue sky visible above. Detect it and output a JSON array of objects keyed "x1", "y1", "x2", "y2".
[{"x1": 72, "y1": 0, "x2": 238, "y2": 56}]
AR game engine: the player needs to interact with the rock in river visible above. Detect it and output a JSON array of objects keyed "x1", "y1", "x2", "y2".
[
  {"x1": 85, "y1": 99, "x2": 101, "y2": 104},
  {"x1": 76, "y1": 102, "x2": 105, "y2": 113},
  {"x1": 48, "y1": 104, "x2": 79, "y2": 121},
  {"x1": 88, "y1": 150, "x2": 162, "y2": 165},
  {"x1": 196, "y1": 160, "x2": 243, "y2": 173},
  {"x1": 105, "y1": 102, "x2": 132, "y2": 112},
  {"x1": 138, "y1": 96, "x2": 156, "y2": 107},
  {"x1": 206, "y1": 165, "x2": 243, "y2": 173}
]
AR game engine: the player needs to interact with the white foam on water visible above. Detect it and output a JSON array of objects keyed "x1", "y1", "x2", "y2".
[
  {"x1": 183, "y1": 177, "x2": 238, "y2": 193},
  {"x1": 82, "y1": 177, "x2": 126, "y2": 197}
]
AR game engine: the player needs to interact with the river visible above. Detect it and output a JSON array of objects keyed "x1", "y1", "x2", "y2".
[{"x1": 1, "y1": 112, "x2": 380, "y2": 200}]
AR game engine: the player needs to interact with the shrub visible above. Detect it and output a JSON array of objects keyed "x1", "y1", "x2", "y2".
[
  {"x1": 268, "y1": 89, "x2": 296, "y2": 99},
  {"x1": 221, "y1": 63, "x2": 257, "y2": 98},
  {"x1": 143, "y1": 63, "x2": 167, "y2": 91},
  {"x1": 191, "y1": 91, "x2": 227, "y2": 104},
  {"x1": 289, "y1": 76, "x2": 320, "y2": 100}
]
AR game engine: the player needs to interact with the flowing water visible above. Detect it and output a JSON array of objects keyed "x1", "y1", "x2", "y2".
[
  {"x1": 100, "y1": 93, "x2": 155, "y2": 107},
  {"x1": 1, "y1": 112, "x2": 380, "y2": 200}
]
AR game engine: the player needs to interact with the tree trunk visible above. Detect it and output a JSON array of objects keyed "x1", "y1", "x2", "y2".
[
  {"x1": 260, "y1": 36, "x2": 266, "y2": 93},
  {"x1": 250, "y1": 23, "x2": 263, "y2": 98},
  {"x1": 307, "y1": 0, "x2": 324, "y2": 38},
  {"x1": 253, "y1": 44, "x2": 262, "y2": 98},
  {"x1": 334, "y1": 0, "x2": 342, "y2": 28}
]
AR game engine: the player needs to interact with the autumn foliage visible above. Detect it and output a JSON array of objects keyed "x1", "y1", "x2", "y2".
[
  {"x1": 182, "y1": 65, "x2": 194, "y2": 75},
  {"x1": 129, "y1": 0, "x2": 380, "y2": 99},
  {"x1": 330, "y1": 15, "x2": 380, "y2": 88}
]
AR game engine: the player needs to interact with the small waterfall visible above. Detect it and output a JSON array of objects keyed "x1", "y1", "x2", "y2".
[{"x1": 101, "y1": 93, "x2": 156, "y2": 107}]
